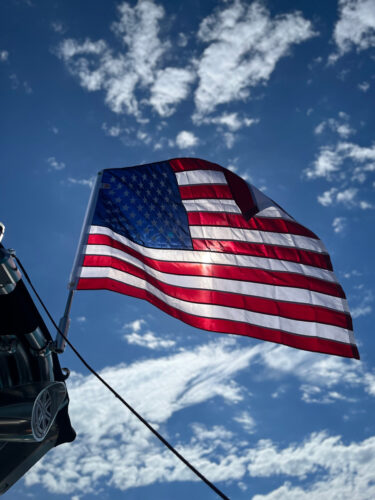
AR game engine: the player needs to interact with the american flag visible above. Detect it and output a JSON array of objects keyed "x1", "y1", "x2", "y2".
[{"x1": 71, "y1": 157, "x2": 359, "y2": 359}]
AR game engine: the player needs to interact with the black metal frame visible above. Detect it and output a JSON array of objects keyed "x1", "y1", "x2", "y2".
[{"x1": 0, "y1": 244, "x2": 75, "y2": 495}]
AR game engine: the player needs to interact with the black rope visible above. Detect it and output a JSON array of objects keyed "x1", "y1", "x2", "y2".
[{"x1": 15, "y1": 256, "x2": 230, "y2": 500}]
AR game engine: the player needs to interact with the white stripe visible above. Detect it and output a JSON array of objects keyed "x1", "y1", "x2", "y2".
[
  {"x1": 176, "y1": 170, "x2": 227, "y2": 186},
  {"x1": 84, "y1": 244, "x2": 349, "y2": 313},
  {"x1": 183, "y1": 199, "x2": 241, "y2": 213},
  {"x1": 80, "y1": 266, "x2": 354, "y2": 344},
  {"x1": 88, "y1": 226, "x2": 337, "y2": 283},
  {"x1": 255, "y1": 206, "x2": 294, "y2": 221},
  {"x1": 190, "y1": 226, "x2": 327, "y2": 254}
]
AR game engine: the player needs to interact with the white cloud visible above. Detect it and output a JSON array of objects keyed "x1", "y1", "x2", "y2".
[
  {"x1": 102, "y1": 122, "x2": 122, "y2": 137},
  {"x1": 359, "y1": 200, "x2": 374, "y2": 209},
  {"x1": 194, "y1": 1, "x2": 316, "y2": 117},
  {"x1": 9, "y1": 73, "x2": 32, "y2": 93},
  {"x1": 351, "y1": 290, "x2": 373, "y2": 318},
  {"x1": 76, "y1": 316, "x2": 87, "y2": 323},
  {"x1": 233, "y1": 411, "x2": 256, "y2": 433},
  {"x1": 314, "y1": 112, "x2": 355, "y2": 139},
  {"x1": 251, "y1": 432, "x2": 375, "y2": 499},
  {"x1": 123, "y1": 318, "x2": 176, "y2": 349},
  {"x1": 111, "y1": 0, "x2": 167, "y2": 87},
  {"x1": 177, "y1": 32, "x2": 188, "y2": 47},
  {"x1": 358, "y1": 81, "x2": 370, "y2": 92},
  {"x1": 334, "y1": 123, "x2": 355, "y2": 139},
  {"x1": 317, "y1": 187, "x2": 337, "y2": 206},
  {"x1": 67, "y1": 176, "x2": 95, "y2": 188},
  {"x1": 307, "y1": 148, "x2": 342, "y2": 179},
  {"x1": 316, "y1": 185, "x2": 372, "y2": 209},
  {"x1": 56, "y1": 0, "x2": 316, "y2": 131},
  {"x1": 330, "y1": 0, "x2": 375, "y2": 62},
  {"x1": 333, "y1": 216, "x2": 347, "y2": 233},
  {"x1": 124, "y1": 318, "x2": 146, "y2": 332},
  {"x1": 176, "y1": 130, "x2": 199, "y2": 149},
  {"x1": 199, "y1": 112, "x2": 259, "y2": 132},
  {"x1": 259, "y1": 345, "x2": 362, "y2": 389},
  {"x1": 150, "y1": 67, "x2": 196, "y2": 117},
  {"x1": 191, "y1": 423, "x2": 234, "y2": 443},
  {"x1": 364, "y1": 373, "x2": 375, "y2": 396},
  {"x1": 57, "y1": 1, "x2": 195, "y2": 123},
  {"x1": 51, "y1": 21, "x2": 66, "y2": 34},
  {"x1": 336, "y1": 187, "x2": 358, "y2": 204},
  {"x1": 300, "y1": 384, "x2": 354, "y2": 404},
  {"x1": 343, "y1": 270, "x2": 362, "y2": 279},
  {"x1": 57, "y1": 1, "x2": 168, "y2": 119},
  {"x1": 125, "y1": 331, "x2": 176, "y2": 350},
  {"x1": 0, "y1": 50, "x2": 8, "y2": 62},
  {"x1": 136, "y1": 129, "x2": 152, "y2": 145},
  {"x1": 317, "y1": 186, "x2": 364, "y2": 209},
  {"x1": 314, "y1": 121, "x2": 325, "y2": 135},
  {"x1": 21, "y1": 337, "x2": 375, "y2": 496},
  {"x1": 51, "y1": 126, "x2": 59, "y2": 134},
  {"x1": 47, "y1": 156, "x2": 66, "y2": 171},
  {"x1": 307, "y1": 139, "x2": 375, "y2": 209},
  {"x1": 24, "y1": 340, "x2": 262, "y2": 494}
]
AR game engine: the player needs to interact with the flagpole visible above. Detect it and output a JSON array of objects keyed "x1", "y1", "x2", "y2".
[{"x1": 55, "y1": 171, "x2": 103, "y2": 353}]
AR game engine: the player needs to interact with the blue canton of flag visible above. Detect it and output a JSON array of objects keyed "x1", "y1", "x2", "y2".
[{"x1": 92, "y1": 162, "x2": 193, "y2": 250}]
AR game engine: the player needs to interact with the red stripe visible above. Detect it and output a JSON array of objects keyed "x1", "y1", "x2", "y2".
[
  {"x1": 192, "y1": 238, "x2": 332, "y2": 271},
  {"x1": 82, "y1": 255, "x2": 351, "y2": 328},
  {"x1": 170, "y1": 158, "x2": 223, "y2": 172},
  {"x1": 179, "y1": 184, "x2": 233, "y2": 199},
  {"x1": 87, "y1": 234, "x2": 342, "y2": 296},
  {"x1": 187, "y1": 212, "x2": 319, "y2": 239},
  {"x1": 77, "y1": 277, "x2": 359, "y2": 359},
  {"x1": 170, "y1": 158, "x2": 257, "y2": 218}
]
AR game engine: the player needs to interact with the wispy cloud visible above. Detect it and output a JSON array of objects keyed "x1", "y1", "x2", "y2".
[
  {"x1": 300, "y1": 384, "x2": 355, "y2": 404},
  {"x1": 67, "y1": 176, "x2": 95, "y2": 188},
  {"x1": 51, "y1": 21, "x2": 66, "y2": 34},
  {"x1": 198, "y1": 112, "x2": 259, "y2": 132},
  {"x1": 329, "y1": 0, "x2": 375, "y2": 63},
  {"x1": 150, "y1": 67, "x2": 196, "y2": 117},
  {"x1": 24, "y1": 340, "x2": 261, "y2": 494},
  {"x1": 102, "y1": 122, "x2": 123, "y2": 137},
  {"x1": 306, "y1": 132, "x2": 375, "y2": 210},
  {"x1": 9, "y1": 73, "x2": 32, "y2": 93},
  {"x1": 0, "y1": 50, "x2": 8, "y2": 62},
  {"x1": 251, "y1": 432, "x2": 375, "y2": 499},
  {"x1": 233, "y1": 411, "x2": 256, "y2": 433},
  {"x1": 176, "y1": 130, "x2": 199, "y2": 149},
  {"x1": 332, "y1": 216, "x2": 347, "y2": 233},
  {"x1": 351, "y1": 290, "x2": 373, "y2": 318},
  {"x1": 47, "y1": 156, "x2": 66, "y2": 171},
  {"x1": 22, "y1": 338, "x2": 375, "y2": 495},
  {"x1": 123, "y1": 318, "x2": 176, "y2": 349},
  {"x1": 57, "y1": 1, "x2": 179, "y2": 121},
  {"x1": 56, "y1": 0, "x2": 315, "y2": 136},
  {"x1": 358, "y1": 81, "x2": 370, "y2": 92},
  {"x1": 194, "y1": 1, "x2": 316, "y2": 118},
  {"x1": 314, "y1": 112, "x2": 355, "y2": 139}
]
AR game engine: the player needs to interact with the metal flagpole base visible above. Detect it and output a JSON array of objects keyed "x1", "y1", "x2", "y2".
[{"x1": 54, "y1": 290, "x2": 74, "y2": 353}]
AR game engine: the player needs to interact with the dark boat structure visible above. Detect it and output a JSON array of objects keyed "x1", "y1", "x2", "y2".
[{"x1": 0, "y1": 223, "x2": 76, "y2": 495}]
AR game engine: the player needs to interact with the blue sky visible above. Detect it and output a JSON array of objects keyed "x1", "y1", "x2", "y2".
[{"x1": 1, "y1": 0, "x2": 375, "y2": 498}]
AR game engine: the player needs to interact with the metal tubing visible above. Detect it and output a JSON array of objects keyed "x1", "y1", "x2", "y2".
[
  {"x1": 54, "y1": 290, "x2": 74, "y2": 353},
  {"x1": 68, "y1": 171, "x2": 102, "y2": 290}
]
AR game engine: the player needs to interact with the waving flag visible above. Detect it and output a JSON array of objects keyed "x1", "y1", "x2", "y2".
[{"x1": 70, "y1": 158, "x2": 359, "y2": 359}]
